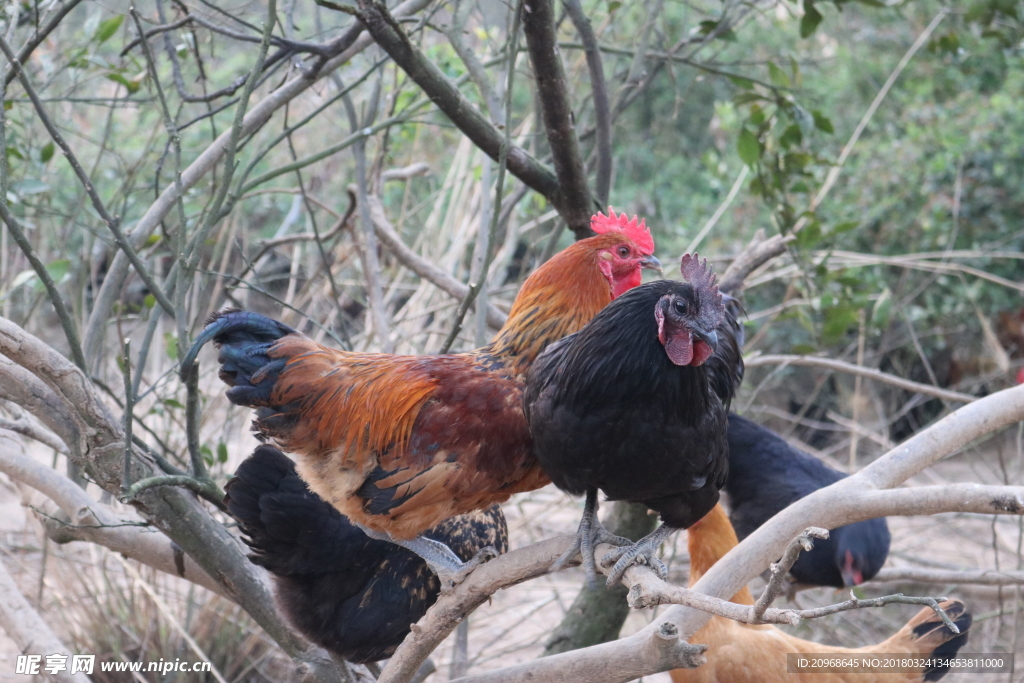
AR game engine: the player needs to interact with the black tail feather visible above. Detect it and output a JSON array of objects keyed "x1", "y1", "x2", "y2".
[{"x1": 225, "y1": 445, "x2": 508, "y2": 663}]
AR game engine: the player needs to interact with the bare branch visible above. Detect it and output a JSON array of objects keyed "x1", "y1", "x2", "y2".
[
  {"x1": 350, "y1": 1, "x2": 565, "y2": 220},
  {"x1": 750, "y1": 526, "x2": 829, "y2": 622},
  {"x1": 562, "y1": 0, "x2": 612, "y2": 206},
  {"x1": 717, "y1": 230, "x2": 793, "y2": 295},
  {"x1": 522, "y1": 0, "x2": 594, "y2": 238},
  {"x1": 83, "y1": 0, "x2": 434, "y2": 366},
  {"x1": 872, "y1": 566, "x2": 1024, "y2": 586},
  {"x1": 365, "y1": 194, "x2": 507, "y2": 329},
  {"x1": 743, "y1": 355, "x2": 976, "y2": 404}
]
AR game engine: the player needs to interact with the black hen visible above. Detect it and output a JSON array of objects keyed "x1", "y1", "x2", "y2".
[
  {"x1": 725, "y1": 414, "x2": 891, "y2": 587},
  {"x1": 225, "y1": 445, "x2": 508, "y2": 663},
  {"x1": 525, "y1": 254, "x2": 741, "y2": 587}
]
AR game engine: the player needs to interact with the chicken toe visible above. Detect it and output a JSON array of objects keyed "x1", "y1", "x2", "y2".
[
  {"x1": 552, "y1": 488, "x2": 631, "y2": 588},
  {"x1": 601, "y1": 523, "x2": 677, "y2": 587}
]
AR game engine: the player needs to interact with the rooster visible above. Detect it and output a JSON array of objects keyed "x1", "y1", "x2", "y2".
[
  {"x1": 524, "y1": 254, "x2": 741, "y2": 587},
  {"x1": 725, "y1": 414, "x2": 891, "y2": 588},
  {"x1": 225, "y1": 445, "x2": 506, "y2": 663},
  {"x1": 670, "y1": 504, "x2": 970, "y2": 683},
  {"x1": 184, "y1": 210, "x2": 659, "y2": 583}
]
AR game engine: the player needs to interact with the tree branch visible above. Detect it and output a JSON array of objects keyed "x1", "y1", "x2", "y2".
[
  {"x1": 743, "y1": 355, "x2": 975, "y2": 404},
  {"x1": 562, "y1": 0, "x2": 611, "y2": 206},
  {"x1": 83, "y1": 0, "x2": 433, "y2": 367},
  {"x1": 522, "y1": 0, "x2": 594, "y2": 239},
  {"x1": 350, "y1": 1, "x2": 566, "y2": 223}
]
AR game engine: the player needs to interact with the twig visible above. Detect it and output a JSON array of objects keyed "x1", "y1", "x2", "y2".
[
  {"x1": 717, "y1": 229, "x2": 792, "y2": 295},
  {"x1": 0, "y1": 202, "x2": 87, "y2": 370},
  {"x1": 121, "y1": 339, "x2": 133, "y2": 494},
  {"x1": 351, "y1": 1, "x2": 563, "y2": 216},
  {"x1": 438, "y1": 1, "x2": 520, "y2": 353},
  {"x1": 0, "y1": 34, "x2": 176, "y2": 321},
  {"x1": 743, "y1": 354, "x2": 975, "y2": 404},
  {"x1": 872, "y1": 566, "x2": 1024, "y2": 586},
  {"x1": 83, "y1": 0, "x2": 434, "y2": 366},
  {"x1": 793, "y1": 9, "x2": 948, "y2": 233},
  {"x1": 563, "y1": 0, "x2": 611, "y2": 206},
  {"x1": 522, "y1": 0, "x2": 594, "y2": 238},
  {"x1": 121, "y1": 474, "x2": 223, "y2": 507},
  {"x1": 750, "y1": 526, "x2": 829, "y2": 622},
  {"x1": 686, "y1": 166, "x2": 749, "y2": 254},
  {"x1": 364, "y1": 193, "x2": 505, "y2": 329}
]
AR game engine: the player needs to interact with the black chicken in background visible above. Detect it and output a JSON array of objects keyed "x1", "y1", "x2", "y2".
[
  {"x1": 525, "y1": 254, "x2": 743, "y2": 588},
  {"x1": 225, "y1": 445, "x2": 508, "y2": 663},
  {"x1": 724, "y1": 414, "x2": 891, "y2": 588}
]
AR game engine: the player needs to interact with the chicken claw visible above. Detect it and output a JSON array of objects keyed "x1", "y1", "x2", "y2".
[
  {"x1": 552, "y1": 488, "x2": 631, "y2": 589},
  {"x1": 601, "y1": 523, "x2": 677, "y2": 587}
]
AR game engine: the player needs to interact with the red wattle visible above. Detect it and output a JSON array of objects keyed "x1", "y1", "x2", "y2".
[
  {"x1": 690, "y1": 340, "x2": 714, "y2": 366},
  {"x1": 664, "y1": 330, "x2": 694, "y2": 366}
]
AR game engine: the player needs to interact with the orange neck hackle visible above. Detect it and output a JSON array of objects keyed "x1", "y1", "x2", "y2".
[
  {"x1": 688, "y1": 504, "x2": 755, "y2": 606},
  {"x1": 486, "y1": 234, "x2": 623, "y2": 370}
]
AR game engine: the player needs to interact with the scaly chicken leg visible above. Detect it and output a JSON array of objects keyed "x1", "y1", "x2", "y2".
[
  {"x1": 553, "y1": 488, "x2": 631, "y2": 588},
  {"x1": 355, "y1": 523, "x2": 497, "y2": 590},
  {"x1": 601, "y1": 522, "x2": 674, "y2": 587}
]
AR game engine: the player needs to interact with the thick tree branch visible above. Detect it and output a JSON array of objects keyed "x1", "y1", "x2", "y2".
[{"x1": 522, "y1": 0, "x2": 594, "y2": 238}]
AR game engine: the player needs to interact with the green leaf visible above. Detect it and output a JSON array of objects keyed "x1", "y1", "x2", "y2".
[
  {"x1": 217, "y1": 442, "x2": 229, "y2": 464},
  {"x1": 106, "y1": 72, "x2": 140, "y2": 94},
  {"x1": 6, "y1": 145, "x2": 23, "y2": 161},
  {"x1": 779, "y1": 124, "x2": 803, "y2": 149},
  {"x1": 811, "y1": 109, "x2": 834, "y2": 134},
  {"x1": 3, "y1": 100, "x2": 11, "y2": 111},
  {"x1": 768, "y1": 62, "x2": 791, "y2": 88},
  {"x1": 833, "y1": 220, "x2": 858, "y2": 234},
  {"x1": 737, "y1": 128, "x2": 760, "y2": 166},
  {"x1": 39, "y1": 142, "x2": 54, "y2": 163},
  {"x1": 800, "y1": 1, "x2": 823, "y2": 38},
  {"x1": 201, "y1": 444, "x2": 214, "y2": 467},
  {"x1": 46, "y1": 259, "x2": 70, "y2": 284},
  {"x1": 822, "y1": 303, "x2": 860, "y2": 343},
  {"x1": 607, "y1": 0, "x2": 621, "y2": 11},
  {"x1": 163, "y1": 398, "x2": 185, "y2": 410},
  {"x1": 10, "y1": 269, "x2": 37, "y2": 290},
  {"x1": 790, "y1": 343, "x2": 817, "y2": 355},
  {"x1": 145, "y1": 234, "x2": 161, "y2": 247},
  {"x1": 144, "y1": 294, "x2": 156, "y2": 309},
  {"x1": 164, "y1": 332, "x2": 178, "y2": 361},
  {"x1": 796, "y1": 220, "x2": 822, "y2": 249},
  {"x1": 729, "y1": 75, "x2": 754, "y2": 90},
  {"x1": 93, "y1": 15, "x2": 124, "y2": 44}
]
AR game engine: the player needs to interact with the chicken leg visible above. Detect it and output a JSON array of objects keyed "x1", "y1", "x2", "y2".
[
  {"x1": 355, "y1": 524, "x2": 496, "y2": 591},
  {"x1": 601, "y1": 522, "x2": 675, "y2": 587},
  {"x1": 552, "y1": 488, "x2": 632, "y2": 588}
]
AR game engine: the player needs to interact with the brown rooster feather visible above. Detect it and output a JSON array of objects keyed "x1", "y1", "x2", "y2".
[{"x1": 184, "y1": 210, "x2": 658, "y2": 576}]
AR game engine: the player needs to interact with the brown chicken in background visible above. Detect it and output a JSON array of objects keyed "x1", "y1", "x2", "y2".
[
  {"x1": 183, "y1": 210, "x2": 659, "y2": 581},
  {"x1": 670, "y1": 504, "x2": 971, "y2": 683}
]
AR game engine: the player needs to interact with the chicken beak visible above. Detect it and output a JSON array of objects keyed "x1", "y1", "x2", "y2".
[
  {"x1": 639, "y1": 255, "x2": 662, "y2": 272},
  {"x1": 692, "y1": 327, "x2": 718, "y2": 352}
]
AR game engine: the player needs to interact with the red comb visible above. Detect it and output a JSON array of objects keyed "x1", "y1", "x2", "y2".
[{"x1": 591, "y1": 207, "x2": 655, "y2": 253}]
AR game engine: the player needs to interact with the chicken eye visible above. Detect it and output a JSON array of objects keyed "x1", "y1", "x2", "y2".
[
  {"x1": 673, "y1": 300, "x2": 687, "y2": 315},
  {"x1": 617, "y1": 246, "x2": 630, "y2": 258}
]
